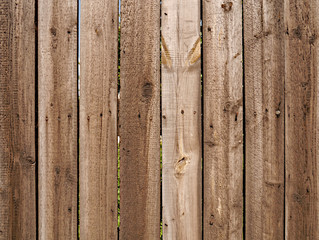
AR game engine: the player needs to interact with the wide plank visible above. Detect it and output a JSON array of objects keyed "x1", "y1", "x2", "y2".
[
  {"x1": 203, "y1": 0, "x2": 243, "y2": 239},
  {"x1": 0, "y1": 1, "x2": 36, "y2": 239},
  {"x1": 80, "y1": 0, "x2": 119, "y2": 238},
  {"x1": 119, "y1": 0, "x2": 161, "y2": 239},
  {"x1": 38, "y1": 0, "x2": 78, "y2": 239},
  {"x1": 244, "y1": 0, "x2": 285, "y2": 239},
  {"x1": 285, "y1": 0, "x2": 319, "y2": 238},
  {"x1": 161, "y1": 0, "x2": 202, "y2": 238}
]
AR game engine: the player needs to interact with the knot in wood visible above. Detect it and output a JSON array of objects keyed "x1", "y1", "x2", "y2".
[
  {"x1": 142, "y1": 82, "x2": 153, "y2": 100},
  {"x1": 221, "y1": 2, "x2": 233, "y2": 12}
]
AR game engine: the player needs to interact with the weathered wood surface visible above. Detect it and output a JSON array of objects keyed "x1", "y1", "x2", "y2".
[
  {"x1": 203, "y1": 0, "x2": 243, "y2": 239},
  {"x1": 38, "y1": 0, "x2": 78, "y2": 239},
  {"x1": 244, "y1": 0, "x2": 285, "y2": 239},
  {"x1": 161, "y1": 0, "x2": 201, "y2": 238},
  {"x1": 119, "y1": 0, "x2": 161, "y2": 239},
  {"x1": 0, "y1": 1, "x2": 36, "y2": 239},
  {"x1": 80, "y1": 0, "x2": 118, "y2": 239},
  {"x1": 285, "y1": 0, "x2": 319, "y2": 238}
]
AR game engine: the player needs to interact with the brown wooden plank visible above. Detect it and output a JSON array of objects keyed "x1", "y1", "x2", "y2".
[
  {"x1": 203, "y1": 0, "x2": 243, "y2": 239},
  {"x1": 79, "y1": 0, "x2": 118, "y2": 239},
  {"x1": 38, "y1": 0, "x2": 78, "y2": 239},
  {"x1": 285, "y1": 0, "x2": 319, "y2": 238},
  {"x1": 119, "y1": 0, "x2": 161, "y2": 238},
  {"x1": 0, "y1": 1, "x2": 36, "y2": 239},
  {"x1": 161, "y1": 0, "x2": 201, "y2": 238},
  {"x1": 244, "y1": 0, "x2": 285, "y2": 239}
]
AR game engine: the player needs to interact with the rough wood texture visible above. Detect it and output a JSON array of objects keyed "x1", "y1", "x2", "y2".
[
  {"x1": 119, "y1": 0, "x2": 160, "y2": 239},
  {"x1": 38, "y1": 1, "x2": 78, "y2": 239},
  {"x1": 0, "y1": 1, "x2": 36, "y2": 239},
  {"x1": 203, "y1": 0, "x2": 243, "y2": 239},
  {"x1": 285, "y1": 0, "x2": 319, "y2": 238},
  {"x1": 80, "y1": 0, "x2": 118, "y2": 239},
  {"x1": 244, "y1": 0, "x2": 285, "y2": 239},
  {"x1": 161, "y1": 0, "x2": 201, "y2": 238}
]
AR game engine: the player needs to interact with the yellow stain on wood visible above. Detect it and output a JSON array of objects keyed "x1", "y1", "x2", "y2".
[
  {"x1": 186, "y1": 37, "x2": 201, "y2": 66},
  {"x1": 161, "y1": 36, "x2": 172, "y2": 68}
]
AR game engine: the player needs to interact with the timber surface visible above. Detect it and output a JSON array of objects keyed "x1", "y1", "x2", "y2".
[
  {"x1": 244, "y1": 0, "x2": 285, "y2": 239},
  {"x1": 0, "y1": 1, "x2": 36, "y2": 239},
  {"x1": 38, "y1": 0, "x2": 78, "y2": 239},
  {"x1": 162, "y1": 0, "x2": 202, "y2": 239},
  {"x1": 203, "y1": 0, "x2": 243, "y2": 239},
  {"x1": 119, "y1": 0, "x2": 161, "y2": 239},
  {"x1": 285, "y1": 0, "x2": 319, "y2": 238},
  {"x1": 80, "y1": 0, "x2": 119, "y2": 238}
]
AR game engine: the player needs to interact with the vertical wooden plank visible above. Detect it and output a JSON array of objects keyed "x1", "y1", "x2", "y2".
[
  {"x1": 285, "y1": 0, "x2": 319, "y2": 238},
  {"x1": 80, "y1": 0, "x2": 118, "y2": 239},
  {"x1": 119, "y1": 0, "x2": 160, "y2": 238},
  {"x1": 38, "y1": 0, "x2": 78, "y2": 239},
  {"x1": 161, "y1": 0, "x2": 201, "y2": 238},
  {"x1": 244, "y1": 0, "x2": 285, "y2": 239},
  {"x1": 0, "y1": 0, "x2": 36, "y2": 239},
  {"x1": 203, "y1": 0, "x2": 243, "y2": 239}
]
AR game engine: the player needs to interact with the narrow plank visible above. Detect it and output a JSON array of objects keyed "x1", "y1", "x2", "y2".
[
  {"x1": 203, "y1": 0, "x2": 243, "y2": 239},
  {"x1": 244, "y1": 0, "x2": 285, "y2": 239},
  {"x1": 285, "y1": 0, "x2": 319, "y2": 238},
  {"x1": 161, "y1": 0, "x2": 201, "y2": 238},
  {"x1": 38, "y1": 0, "x2": 78, "y2": 239},
  {"x1": 119, "y1": 0, "x2": 161, "y2": 238},
  {"x1": 80, "y1": 0, "x2": 118, "y2": 238},
  {"x1": 0, "y1": 1, "x2": 36, "y2": 239}
]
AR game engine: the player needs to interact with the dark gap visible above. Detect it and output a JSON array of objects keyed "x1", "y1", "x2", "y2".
[
  {"x1": 34, "y1": 0, "x2": 39, "y2": 239},
  {"x1": 160, "y1": 0, "x2": 163, "y2": 239},
  {"x1": 117, "y1": 0, "x2": 121, "y2": 237},
  {"x1": 283, "y1": 17, "x2": 286, "y2": 240},
  {"x1": 242, "y1": 1, "x2": 246, "y2": 238},
  {"x1": 283, "y1": 102, "x2": 286, "y2": 239},
  {"x1": 77, "y1": 0, "x2": 80, "y2": 238},
  {"x1": 200, "y1": 0, "x2": 204, "y2": 238}
]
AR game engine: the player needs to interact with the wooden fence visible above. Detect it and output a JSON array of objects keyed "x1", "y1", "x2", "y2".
[{"x1": 1, "y1": 0, "x2": 318, "y2": 239}]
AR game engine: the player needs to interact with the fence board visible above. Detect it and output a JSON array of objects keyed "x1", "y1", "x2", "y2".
[
  {"x1": 161, "y1": 0, "x2": 201, "y2": 238},
  {"x1": 285, "y1": 0, "x2": 319, "y2": 238},
  {"x1": 203, "y1": 0, "x2": 243, "y2": 239},
  {"x1": 0, "y1": 1, "x2": 36, "y2": 239},
  {"x1": 38, "y1": 1, "x2": 78, "y2": 239},
  {"x1": 244, "y1": 0, "x2": 285, "y2": 239},
  {"x1": 119, "y1": 0, "x2": 161, "y2": 239},
  {"x1": 80, "y1": 0, "x2": 118, "y2": 239},
  {"x1": 1, "y1": 1, "x2": 319, "y2": 238}
]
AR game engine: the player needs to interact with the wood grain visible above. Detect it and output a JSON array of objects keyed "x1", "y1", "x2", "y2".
[
  {"x1": 161, "y1": 0, "x2": 201, "y2": 238},
  {"x1": 244, "y1": 0, "x2": 285, "y2": 239},
  {"x1": 38, "y1": 0, "x2": 78, "y2": 239},
  {"x1": 0, "y1": 0, "x2": 36, "y2": 239},
  {"x1": 119, "y1": 0, "x2": 161, "y2": 239},
  {"x1": 203, "y1": 0, "x2": 243, "y2": 239},
  {"x1": 80, "y1": 0, "x2": 118, "y2": 239},
  {"x1": 285, "y1": 0, "x2": 319, "y2": 238}
]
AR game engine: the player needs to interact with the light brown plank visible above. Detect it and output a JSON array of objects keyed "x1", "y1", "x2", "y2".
[
  {"x1": 119, "y1": 0, "x2": 161, "y2": 238},
  {"x1": 203, "y1": 0, "x2": 243, "y2": 239},
  {"x1": 0, "y1": 1, "x2": 36, "y2": 239},
  {"x1": 161, "y1": 0, "x2": 201, "y2": 238},
  {"x1": 285, "y1": 0, "x2": 319, "y2": 238},
  {"x1": 38, "y1": 0, "x2": 78, "y2": 239},
  {"x1": 80, "y1": 0, "x2": 118, "y2": 239},
  {"x1": 244, "y1": 0, "x2": 285, "y2": 239}
]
